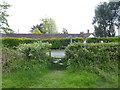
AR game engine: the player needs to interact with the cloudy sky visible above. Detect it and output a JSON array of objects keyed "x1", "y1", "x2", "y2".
[{"x1": 2, "y1": 0, "x2": 110, "y2": 34}]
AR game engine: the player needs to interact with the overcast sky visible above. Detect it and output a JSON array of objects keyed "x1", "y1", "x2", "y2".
[{"x1": 2, "y1": 0, "x2": 109, "y2": 34}]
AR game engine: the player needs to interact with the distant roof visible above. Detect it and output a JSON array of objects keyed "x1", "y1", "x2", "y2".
[
  {"x1": 79, "y1": 33, "x2": 95, "y2": 39},
  {"x1": 1, "y1": 33, "x2": 95, "y2": 39}
]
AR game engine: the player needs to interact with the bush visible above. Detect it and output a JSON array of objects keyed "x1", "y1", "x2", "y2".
[
  {"x1": 86, "y1": 37, "x2": 119, "y2": 43},
  {"x1": 42, "y1": 37, "x2": 84, "y2": 49},
  {"x1": 2, "y1": 47, "x2": 19, "y2": 73},
  {"x1": 18, "y1": 41, "x2": 52, "y2": 61},
  {"x1": 2, "y1": 41, "x2": 52, "y2": 73},
  {"x1": 65, "y1": 42, "x2": 119, "y2": 70}
]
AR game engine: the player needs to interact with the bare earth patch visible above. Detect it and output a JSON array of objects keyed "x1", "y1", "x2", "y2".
[{"x1": 53, "y1": 70, "x2": 63, "y2": 73}]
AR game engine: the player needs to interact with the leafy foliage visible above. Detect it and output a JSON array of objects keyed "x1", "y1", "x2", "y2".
[
  {"x1": 18, "y1": 41, "x2": 52, "y2": 60},
  {"x1": 1, "y1": 37, "x2": 83, "y2": 49},
  {"x1": 42, "y1": 37, "x2": 84, "y2": 49},
  {"x1": 1, "y1": 37, "x2": 41, "y2": 48},
  {"x1": 65, "y1": 42, "x2": 119, "y2": 71},
  {"x1": 32, "y1": 28, "x2": 42, "y2": 34},
  {"x1": 62, "y1": 28, "x2": 68, "y2": 34},
  {"x1": 0, "y1": 1, "x2": 14, "y2": 33},
  {"x1": 65, "y1": 43, "x2": 119, "y2": 88},
  {"x1": 93, "y1": 2, "x2": 120, "y2": 37},
  {"x1": 86, "y1": 37, "x2": 119, "y2": 43},
  {"x1": 2, "y1": 47, "x2": 19, "y2": 73},
  {"x1": 31, "y1": 17, "x2": 58, "y2": 34},
  {"x1": 2, "y1": 41, "x2": 52, "y2": 73},
  {"x1": 31, "y1": 24, "x2": 44, "y2": 33}
]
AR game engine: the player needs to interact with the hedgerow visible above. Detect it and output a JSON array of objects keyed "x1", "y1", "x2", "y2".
[
  {"x1": 1, "y1": 37, "x2": 84, "y2": 49},
  {"x1": 86, "y1": 37, "x2": 119, "y2": 43},
  {"x1": 42, "y1": 37, "x2": 84, "y2": 49},
  {"x1": 1, "y1": 37, "x2": 40, "y2": 48},
  {"x1": 65, "y1": 42, "x2": 119, "y2": 71}
]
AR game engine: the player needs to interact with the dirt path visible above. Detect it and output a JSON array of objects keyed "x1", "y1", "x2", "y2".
[{"x1": 53, "y1": 70, "x2": 63, "y2": 73}]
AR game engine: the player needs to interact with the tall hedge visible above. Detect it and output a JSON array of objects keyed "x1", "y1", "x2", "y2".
[
  {"x1": 1, "y1": 37, "x2": 41, "y2": 48},
  {"x1": 42, "y1": 37, "x2": 84, "y2": 49},
  {"x1": 65, "y1": 42, "x2": 119, "y2": 69},
  {"x1": 1, "y1": 37, "x2": 84, "y2": 49},
  {"x1": 86, "y1": 37, "x2": 119, "y2": 43}
]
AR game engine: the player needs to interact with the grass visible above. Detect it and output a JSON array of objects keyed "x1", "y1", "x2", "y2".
[
  {"x1": 29, "y1": 71, "x2": 98, "y2": 88},
  {"x1": 2, "y1": 60, "x2": 118, "y2": 88}
]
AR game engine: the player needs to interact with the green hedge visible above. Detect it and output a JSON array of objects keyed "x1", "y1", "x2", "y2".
[
  {"x1": 65, "y1": 42, "x2": 119, "y2": 69},
  {"x1": 1, "y1": 37, "x2": 40, "y2": 48},
  {"x1": 86, "y1": 37, "x2": 119, "y2": 43},
  {"x1": 1, "y1": 37, "x2": 84, "y2": 49},
  {"x1": 42, "y1": 37, "x2": 84, "y2": 49}
]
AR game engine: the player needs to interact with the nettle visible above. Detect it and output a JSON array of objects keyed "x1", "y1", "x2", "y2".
[{"x1": 18, "y1": 41, "x2": 52, "y2": 60}]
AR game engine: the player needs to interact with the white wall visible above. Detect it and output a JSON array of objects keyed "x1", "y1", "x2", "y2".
[{"x1": 88, "y1": 34, "x2": 94, "y2": 38}]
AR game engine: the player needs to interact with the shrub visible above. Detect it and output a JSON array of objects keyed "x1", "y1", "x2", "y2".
[
  {"x1": 2, "y1": 47, "x2": 19, "y2": 73},
  {"x1": 18, "y1": 41, "x2": 52, "y2": 61},
  {"x1": 86, "y1": 37, "x2": 119, "y2": 43},
  {"x1": 65, "y1": 42, "x2": 119, "y2": 70},
  {"x1": 2, "y1": 41, "x2": 52, "y2": 73}
]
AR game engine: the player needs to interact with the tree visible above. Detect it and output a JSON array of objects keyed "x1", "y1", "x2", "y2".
[
  {"x1": 32, "y1": 28, "x2": 42, "y2": 34},
  {"x1": 80, "y1": 32, "x2": 84, "y2": 34},
  {"x1": 0, "y1": 1, "x2": 14, "y2": 33},
  {"x1": 31, "y1": 24, "x2": 43, "y2": 33},
  {"x1": 31, "y1": 17, "x2": 58, "y2": 34},
  {"x1": 62, "y1": 28, "x2": 68, "y2": 34},
  {"x1": 93, "y1": 2, "x2": 120, "y2": 37}
]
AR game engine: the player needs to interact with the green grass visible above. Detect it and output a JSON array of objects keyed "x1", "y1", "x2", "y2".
[{"x1": 2, "y1": 60, "x2": 118, "y2": 88}]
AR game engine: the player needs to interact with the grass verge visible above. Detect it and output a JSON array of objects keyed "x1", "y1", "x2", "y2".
[{"x1": 2, "y1": 59, "x2": 118, "y2": 88}]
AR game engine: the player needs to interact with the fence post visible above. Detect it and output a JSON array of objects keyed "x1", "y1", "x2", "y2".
[{"x1": 49, "y1": 50, "x2": 51, "y2": 57}]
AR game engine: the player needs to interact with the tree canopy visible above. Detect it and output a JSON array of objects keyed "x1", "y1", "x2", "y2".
[
  {"x1": 0, "y1": 1, "x2": 14, "y2": 33},
  {"x1": 31, "y1": 17, "x2": 58, "y2": 34},
  {"x1": 32, "y1": 28, "x2": 42, "y2": 34},
  {"x1": 93, "y1": 1, "x2": 120, "y2": 37},
  {"x1": 62, "y1": 28, "x2": 68, "y2": 34}
]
